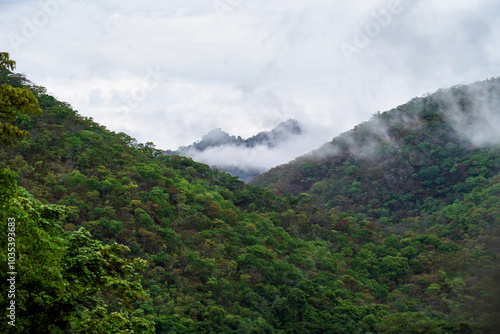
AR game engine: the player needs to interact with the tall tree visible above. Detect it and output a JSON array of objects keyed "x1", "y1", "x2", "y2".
[
  {"x1": 0, "y1": 53, "x2": 16, "y2": 71},
  {"x1": 0, "y1": 52, "x2": 42, "y2": 146},
  {"x1": 0, "y1": 168, "x2": 155, "y2": 333}
]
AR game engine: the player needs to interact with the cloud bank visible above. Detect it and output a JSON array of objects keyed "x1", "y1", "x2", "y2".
[{"x1": 0, "y1": 0, "x2": 499, "y2": 166}]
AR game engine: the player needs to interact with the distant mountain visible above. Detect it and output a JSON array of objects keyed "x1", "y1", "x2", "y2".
[
  {"x1": 168, "y1": 119, "x2": 302, "y2": 153},
  {"x1": 244, "y1": 119, "x2": 303, "y2": 148},
  {"x1": 164, "y1": 119, "x2": 303, "y2": 181}
]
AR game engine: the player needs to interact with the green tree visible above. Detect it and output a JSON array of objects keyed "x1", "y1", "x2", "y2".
[
  {"x1": 378, "y1": 256, "x2": 409, "y2": 282},
  {"x1": 375, "y1": 312, "x2": 443, "y2": 333},
  {"x1": 0, "y1": 52, "x2": 16, "y2": 71},
  {"x1": 0, "y1": 53, "x2": 42, "y2": 145},
  {"x1": 0, "y1": 169, "x2": 154, "y2": 332}
]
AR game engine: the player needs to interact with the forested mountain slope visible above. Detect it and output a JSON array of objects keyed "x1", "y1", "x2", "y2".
[
  {"x1": 251, "y1": 77, "x2": 500, "y2": 330},
  {"x1": 1, "y1": 59, "x2": 499, "y2": 333},
  {"x1": 253, "y1": 78, "x2": 500, "y2": 217}
]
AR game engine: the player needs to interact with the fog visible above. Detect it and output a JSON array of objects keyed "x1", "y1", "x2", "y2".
[
  {"x1": 1, "y1": 0, "x2": 498, "y2": 158},
  {"x1": 179, "y1": 120, "x2": 334, "y2": 173},
  {"x1": 439, "y1": 79, "x2": 500, "y2": 146}
]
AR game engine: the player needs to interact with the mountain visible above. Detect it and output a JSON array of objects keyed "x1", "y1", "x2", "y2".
[
  {"x1": 164, "y1": 119, "x2": 303, "y2": 181},
  {"x1": 171, "y1": 119, "x2": 302, "y2": 152},
  {"x1": 250, "y1": 77, "x2": 500, "y2": 328},
  {"x1": 252, "y1": 78, "x2": 500, "y2": 202},
  {"x1": 1, "y1": 57, "x2": 499, "y2": 333}
]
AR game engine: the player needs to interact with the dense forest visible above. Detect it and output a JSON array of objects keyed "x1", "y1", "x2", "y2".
[{"x1": 1, "y1": 53, "x2": 499, "y2": 333}]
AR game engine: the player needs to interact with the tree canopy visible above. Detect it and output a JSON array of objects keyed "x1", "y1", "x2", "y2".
[
  {"x1": 0, "y1": 55, "x2": 499, "y2": 333},
  {"x1": 0, "y1": 52, "x2": 42, "y2": 146}
]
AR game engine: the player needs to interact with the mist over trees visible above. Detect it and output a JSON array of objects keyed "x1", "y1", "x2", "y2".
[{"x1": 165, "y1": 119, "x2": 304, "y2": 181}]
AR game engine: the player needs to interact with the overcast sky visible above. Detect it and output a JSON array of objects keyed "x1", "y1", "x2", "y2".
[{"x1": 1, "y1": 0, "x2": 499, "y2": 163}]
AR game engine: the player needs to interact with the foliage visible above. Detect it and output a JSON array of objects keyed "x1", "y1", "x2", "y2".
[
  {"x1": 0, "y1": 58, "x2": 499, "y2": 333},
  {"x1": 0, "y1": 168, "x2": 153, "y2": 332},
  {"x1": 0, "y1": 53, "x2": 42, "y2": 146}
]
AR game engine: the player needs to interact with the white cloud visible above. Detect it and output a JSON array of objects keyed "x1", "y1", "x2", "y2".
[
  {"x1": 184, "y1": 121, "x2": 333, "y2": 172},
  {"x1": 0, "y1": 0, "x2": 498, "y2": 157}
]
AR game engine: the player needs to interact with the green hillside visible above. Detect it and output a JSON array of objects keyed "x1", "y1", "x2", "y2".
[
  {"x1": 252, "y1": 78, "x2": 500, "y2": 329},
  {"x1": 1, "y1": 55, "x2": 499, "y2": 333}
]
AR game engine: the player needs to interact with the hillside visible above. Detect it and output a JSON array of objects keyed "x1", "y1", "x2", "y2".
[
  {"x1": 1, "y1": 58, "x2": 499, "y2": 333},
  {"x1": 253, "y1": 78, "x2": 500, "y2": 212},
  {"x1": 251, "y1": 77, "x2": 500, "y2": 328}
]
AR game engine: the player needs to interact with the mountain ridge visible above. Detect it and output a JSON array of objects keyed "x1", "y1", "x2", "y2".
[
  {"x1": 164, "y1": 119, "x2": 303, "y2": 181},
  {"x1": 166, "y1": 119, "x2": 302, "y2": 153},
  {"x1": 252, "y1": 77, "x2": 500, "y2": 199}
]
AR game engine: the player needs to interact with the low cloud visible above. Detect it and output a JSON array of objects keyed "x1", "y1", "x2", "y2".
[
  {"x1": 438, "y1": 78, "x2": 500, "y2": 146},
  {"x1": 305, "y1": 78, "x2": 500, "y2": 164},
  {"x1": 1, "y1": 0, "x2": 499, "y2": 166},
  {"x1": 181, "y1": 121, "x2": 333, "y2": 173}
]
